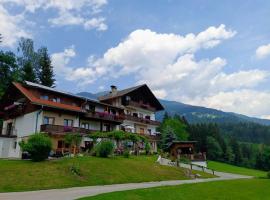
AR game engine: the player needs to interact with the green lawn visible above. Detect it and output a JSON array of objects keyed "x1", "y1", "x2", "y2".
[
  {"x1": 79, "y1": 179, "x2": 270, "y2": 200},
  {"x1": 208, "y1": 161, "x2": 267, "y2": 177},
  {"x1": 0, "y1": 156, "x2": 213, "y2": 192}
]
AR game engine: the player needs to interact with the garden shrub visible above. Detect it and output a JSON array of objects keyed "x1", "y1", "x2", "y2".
[
  {"x1": 95, "y1": 140, "x2": 115, "y2": 158},
  {"x1": 70, "y1": 163, "x2": 82, "y2": 176},
  {"x1": 19, "y1": 133, "x2": 52, "y2": 162},
  {"x1": 145, "y1": 142, "x2": 151, "y2": 155},
  {"x1": 267, "y1": 171, "x2": 270, "y2": 179},
  {"x1": 123, "y1": 150, "x2": 130, "y2": 158}
]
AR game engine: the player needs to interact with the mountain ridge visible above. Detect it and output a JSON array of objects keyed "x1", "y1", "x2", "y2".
[{"x1": 77, "y1": 92, "x2": 270, "y2": 126}]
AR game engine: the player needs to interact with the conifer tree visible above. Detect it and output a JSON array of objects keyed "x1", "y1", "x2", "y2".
[
  {"x1": 22, "y1": 61, "x2": 36, "y2": 82},
  {"x1": 38, "y1": 47, "x2": 55, "y2": 87}
]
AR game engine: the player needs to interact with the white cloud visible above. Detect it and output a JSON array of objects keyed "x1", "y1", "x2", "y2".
[
  {"x1": 197, "y1": 90, "x2": 270, "y2": 117},
  {"x1": 0, "y1": 5, "x2": 31, "y2": 47},
  {"x1": 59, "y1": 25, "x2": 270, "y2": 117},
  {"x1": 0, "y1": 0, "x2": 108, "y2": 47},
  {"x1": 51, "y1": 46, "x2": 97, "y2": 86},
  {"x1": 256, "y1": 43, "x2": 270, "y2": 59},
  {"x1": 50, "y1": 25, "x2": 270, "y2": 118},
  {"x1": 84, "y1": 17, "x2": 108, "y2": 31},
  {"x1": 51, "y1": 46, "x2": 76, "y2": 74}
]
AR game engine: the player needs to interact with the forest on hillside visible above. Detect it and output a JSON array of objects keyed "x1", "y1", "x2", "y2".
[{"x1": 159, "y1": 114, "x2": 270, "y2": 171}]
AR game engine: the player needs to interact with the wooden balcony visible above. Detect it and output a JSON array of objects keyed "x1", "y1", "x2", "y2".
[
  {"x1": 124, "y1": 115, "x2": 161, "y2": 126},
  {"x1": 40, "y1": 124, "x2": 94, "y2": 135},
  {"x1": 85, "y1": 112, "x2": 124, "y2": 123},
  {"x1": 126, "y1": 100, "x2": 156, "y2": 112}
]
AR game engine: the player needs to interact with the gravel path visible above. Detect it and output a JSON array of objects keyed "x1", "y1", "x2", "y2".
[{"x1": 0, "y1": 172, "x2": 252, "y2": 200}]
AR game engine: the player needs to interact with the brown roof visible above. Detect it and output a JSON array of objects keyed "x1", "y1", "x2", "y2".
[
  {"x1": 98, "y1": 84, "x2": 145, "y2": 101},
  {"x1": 13, "y1": 82, "x2": 83, "y2": 112},
  {"x1": 99, "y1": 84, "x2": 164, "y2": 111}
]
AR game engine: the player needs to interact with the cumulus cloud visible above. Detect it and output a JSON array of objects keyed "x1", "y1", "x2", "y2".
[
  {"x1": 0, "y1": 4, "x2": 31, "y2": 47},
  {"x1": 197, "y1": 90, "x2": 270, "y2": 117},
  {"x1": 53, "y1": 25, "x2": 270, "y2": 117},
  {"x1": 0, "y1": 0, "x2": 108, "y2": 47},
  {"x1": 256, "y1": 43, "x2": 270, "y2": 59}
]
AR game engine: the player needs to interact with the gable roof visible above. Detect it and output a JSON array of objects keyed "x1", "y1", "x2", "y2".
[
  {"x1": 22, "y1": 81, "x2": 123, "y2": 110},
  {"x1": 13, "y1": 82, "x2": 83, "y2": 112},
  {"x1": 98, "y1": 84, "x2": 145, "y2": 101},
  {"x1": 99, "y1": 84, "x2": 164, "y2": 111}
]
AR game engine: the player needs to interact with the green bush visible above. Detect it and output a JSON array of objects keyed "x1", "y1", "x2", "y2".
[
  {"x1": 19, "y1": 133, "x2": 52, "y2": 162},
  {"x1": 267, "y1": 171, "x2": 270, "y2": 179},
  {"x1": 123, "y1": 150, "x2": 130, "y2": 158},
  {"x1": 145, "y1": 142, "x2": 151, "y2": 155},
  {"x1": 95, "y1": 140, "x2": 115, "y2": 158}
]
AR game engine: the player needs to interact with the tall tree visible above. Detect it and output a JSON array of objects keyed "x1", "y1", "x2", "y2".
[
  {"x1": 17, "y1": 38, "x2": 39, "y2": 82},
  {"x1": 37, "y1": 47, "x2": 55, "y2": 87},
  {"x1": 22, "y1": 62, "x2": 36, "y2": 82},
  {"x1": 0, "y1": 51, "x2": 20, "y2": 98}
]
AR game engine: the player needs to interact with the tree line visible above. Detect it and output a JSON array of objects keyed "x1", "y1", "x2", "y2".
[
  {"x1": 159, "y1": 113, "x2": 270, "y2": 171},
  {"x1": 0, "y1": 36, "x2": 55, "y2": 98}
]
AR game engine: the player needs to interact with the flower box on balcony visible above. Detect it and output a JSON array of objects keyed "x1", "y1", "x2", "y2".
[{"x1": 63, "y1": 126, "x2": 73, "y2": 132}]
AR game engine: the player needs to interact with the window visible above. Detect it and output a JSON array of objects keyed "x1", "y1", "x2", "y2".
[
  {"x1": 145, "y1": 115, "x2": 151, "y2": 120},
  {"x1": 104, "y1": 124, "x2": 110, "y2": 132},
  {"x1": 6, "y1": 123, "x2": 13, "y2": 135},
  {"x1": 43, "y1": 116, "x2": 55, "y2": 125},
  {"x1": 40, "y1": 95, "x2": 49, "y2": 100},
  {"x1": 81, "y1": 122, "x2": 89, "y2": 129},
  {"x1": 52, "y1": 97, "x2": 61, "y2": 103},
  {"x1": 147, "y1": 129, "x2": 152, "y2": 135},
  {"x1": 133, "y1": 113, "x2": 138, "y2": 117},
  {"x1": 13, "y1": 141, "x2": 17, "y2": 149},
  {"x1": 64, "y1": 119, "x2": 73, "y2": 127},
  {"x1": 139, "y1": 128, "x2": 144, "y2": 134}
]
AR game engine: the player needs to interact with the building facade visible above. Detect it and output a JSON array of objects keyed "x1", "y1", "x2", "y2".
[
  {"x1": 0, "y1": 82, "x2": 163, "y2": 158},
  {"x1": 99, "y1": 85, "x2": 164, "y2": 151}
]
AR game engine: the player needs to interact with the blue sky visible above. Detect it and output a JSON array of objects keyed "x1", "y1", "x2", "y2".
[{"x1": 1, "y1": 0, "x2": 270, "y2": 118}]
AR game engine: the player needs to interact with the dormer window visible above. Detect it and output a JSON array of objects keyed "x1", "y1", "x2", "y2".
[{"x1": 40, "y1": 95, "x2": 49, "y2": 100}]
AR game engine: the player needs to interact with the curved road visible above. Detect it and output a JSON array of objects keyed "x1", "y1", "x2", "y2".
[{"x1": 0, "y1": 172, "x2": 251, "y2": 200}]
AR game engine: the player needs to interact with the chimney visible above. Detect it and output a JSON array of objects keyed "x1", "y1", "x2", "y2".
[{"x1": 110, "y1": 85, "x2": 117, "y2": 95}]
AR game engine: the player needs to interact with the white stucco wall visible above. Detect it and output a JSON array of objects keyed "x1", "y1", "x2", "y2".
[
  {"x1": 0, "y1": 110, "x2": 43, "y2": 158},
  {"x1": 0, "y1": 137, "x2": 21, "y2": 158},
  {"x1": 14, "y1": 111, "x2": 43, "y2": 137}
]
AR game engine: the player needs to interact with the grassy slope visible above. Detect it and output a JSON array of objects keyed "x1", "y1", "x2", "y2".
[
  {"x1": 79, "y1": 179, "x2": 270, "y2": 200},
  {"x1": 208, "y1": 161, "x2": 267, "y2": 177},
  {"x1": 0, "y1": 156, "x2": 213, "y2": 192}
]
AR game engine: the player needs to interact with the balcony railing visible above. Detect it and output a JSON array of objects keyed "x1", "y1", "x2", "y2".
[
  {"x1": 126, "y1": 100, "x2": 156, "y2": 112},
  {"x1": 0, "y1": 127, "x2": 17, "y2": 138},
  {"x1": 85, "y1": 112, "x2": 124, "y2": 123},
  {"x1": 40, "y1": 124, "x2": 94, "y2": 135},
  {"x1": 124, "y1": 115, "x2": 160, "y2": 126}
]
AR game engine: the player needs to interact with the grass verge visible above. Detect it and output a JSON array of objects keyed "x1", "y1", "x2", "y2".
[{"x1": 0, "y1": 156, "x2": 213, "y2": 192}]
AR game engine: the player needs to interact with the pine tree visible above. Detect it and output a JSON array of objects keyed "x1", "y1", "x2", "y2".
[
  {"x1": 38, "y1": 47, "x2": 55, "y2": 87},
  {"x1": 22, "y1": 62, "x2": 36, "y2": 82},
  {"x1": 162, "y1": 130, "x2": 177, "y2": 151}
]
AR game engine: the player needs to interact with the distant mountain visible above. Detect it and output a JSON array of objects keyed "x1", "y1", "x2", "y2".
[
  {"x1": 77, "y1": 92, "x2": 98, "y2": 100},
  {"x1": 77, "y1": 92, "x2": 270, "y2": 126}
]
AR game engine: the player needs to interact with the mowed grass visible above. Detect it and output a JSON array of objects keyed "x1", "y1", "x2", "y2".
[
  {"x1": 79, "y1": 179, "x2": 270, "y2": 200},
  {"x1": 0, "y1": 156, "x2": 213, "y2": 192},
  {"x1": 208, "y1": 161, "x2": 267, "y2": 177}
]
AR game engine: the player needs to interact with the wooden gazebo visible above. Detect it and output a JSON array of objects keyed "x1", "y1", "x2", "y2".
[{"x1": 169, "y1": 141, "x2": 197, "y2": 160}]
